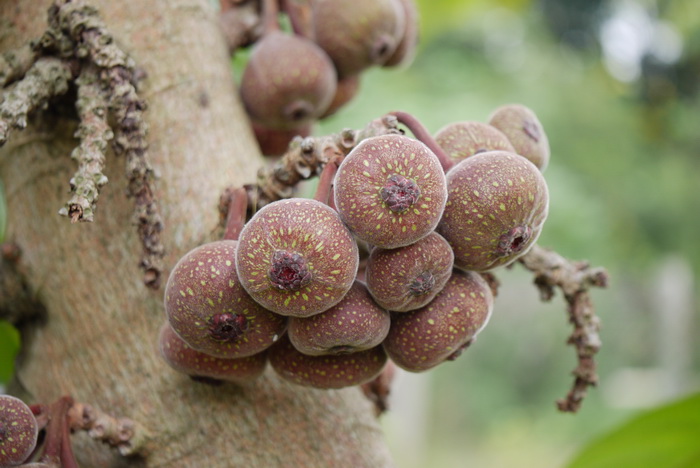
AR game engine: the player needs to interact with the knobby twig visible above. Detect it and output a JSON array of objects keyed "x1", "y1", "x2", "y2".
[
  {"x1": 0, "y1": 0, "x2": 165, "y2": 288},
  {"x1": 0, "y1": 57, "x2": 73, "y2": 146},
  {"x1": 247, "y1": 114, "x2": 401, "y2": 212},
  {"x1": 59, "y1": 65, "x2": 112, "y2": 223},
  {"x1": 518, "y1": 244, "x2": 609, "y2": 412}
]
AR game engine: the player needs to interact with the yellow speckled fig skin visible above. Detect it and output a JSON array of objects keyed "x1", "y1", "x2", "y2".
[
  {"x1": 158, "y1": 323, "x2": 268, "y2": 385},
  {"x1": 269, "y1": 335, "x2": 388, "y2": 389},
  {"x1": 488, "y1": 104, "x2": 551, "y2": 171},
  {"x1": 240, "y1": 30, "x2": 337, "y2": 130},
  {"x1": 334, "y1": 134, "x2": 447, "y2": 249},
  {"x1": 437, "y1": 151, "x2": 549, "y2": 272},
  {"x1": 0, "y1": 395, "x2": 38, "y2": 467},
  {"x1": 365, "y1": 231, "x2": 454, "y2": 312},
  {"x1": 164, "y1": 240, "x2": 287, "y2": 359},
  {"x1": 434, "y1": 120, "x2": 515, "y2": 164},
  {"x1": 383, "y1": 270, "x2": 494, "y2": 372},
  {"x1": 312, "y1": 0, "x2": 405, "y2": 78},
  {"x1": 236, "y1": 198, "x2": 359, "y2": 317},
  {"x1": 288, "y1": 281, "x2": 390, "y2": 356}
]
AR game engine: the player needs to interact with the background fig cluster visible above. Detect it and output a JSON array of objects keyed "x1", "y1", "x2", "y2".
[
  {"x1": 237, "y1": 0, "x2": 419, "y2": 156},
  {"x1": 159, "y1": 103, "x2": 552, "y2": 390}
]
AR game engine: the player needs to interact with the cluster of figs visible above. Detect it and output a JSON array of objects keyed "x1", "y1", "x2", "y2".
[
  {"x1": 158, "y1": 103, "x2": 551, "y2": 390},
  {"x1": 239, "y1": 0, "x2": 419, "y2": 156}
]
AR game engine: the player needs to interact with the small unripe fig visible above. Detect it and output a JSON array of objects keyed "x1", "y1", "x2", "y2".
[
  {"x1": 269, "y1": 335, "x2": 388, "y2": 389},
  {"x1": 0, "y1": 394, "x2": 38, "y2": 466},
  {"x1": 383, "y1": 270, "x2": 493, "y2": 372},
  {"x1": 334, "y1": 134, "x2": 447, "y2": 249},
  {"x1": 434, "y1": 121, "x2": 515, "y2": 164},
  {"x1": 164, "y1": 240, "x2": 287, "y2": 359},
  {"x1": 488, "y1": 104, "x2": 550, "y2": 171},
  {"x1": 288, "y1": 281, "x2": 390, "y2": 356},
  {"x1": 240, "y1": 30, "x2": 337, "y2": 130},
  {"x1": 158, "y1": 323, "x2": 268, "y2": 384},
  {"x1": 383, "y1": 0, "x2": 419, "y2": 68},
  {"x1": 311, "y1": 0, "x2": 406, "y2": 78},
  {"x1": 437, "y1": 151, "x2": 549, "y2": 271},
  {"x1": 236, "y1": 198, "x2": 359, "y2": 317},
  {"x1": 365, "y1": 231, "x2": 454, "y2": 312}
]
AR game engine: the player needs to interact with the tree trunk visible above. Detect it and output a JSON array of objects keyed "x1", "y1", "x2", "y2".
[{"x1": 0, "y1": 0, "x2": 394, "y2": 466}]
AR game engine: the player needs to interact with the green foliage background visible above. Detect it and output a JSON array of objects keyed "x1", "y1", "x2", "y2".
[{"x1": 1, "y1": 0, "x2": 699, "y2": 466}]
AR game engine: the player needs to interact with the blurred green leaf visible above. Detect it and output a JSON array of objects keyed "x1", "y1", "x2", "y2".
[
  {"x1": 567, "y1": 392, "x2": 700, "y2": 468},
  {"x1": 0, "y1": 321, "x2": 20, "y2": 385}
]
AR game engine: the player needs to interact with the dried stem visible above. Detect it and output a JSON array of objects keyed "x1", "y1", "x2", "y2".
[
  {"x1": 248, "y1": 114, "x2": 401, "y2": 211},
  {"x1": 518, "y1": 244, "x2": 609, "y2": 412},
  {"x1": 0, "y1": 57, "x2": 72, "y2": 146},
  {"x1": 312, "y1": 157, "x2": 339, "y2": 204},
  {"x1": 51, "y1": 0, "x2": 165, "y2": 288},
  {"x1": 59, "y1": 65, "x2": 112, "y2": 223},
  {"x1": 67, "y1": 401, "x2": 150, "y2": 457}
]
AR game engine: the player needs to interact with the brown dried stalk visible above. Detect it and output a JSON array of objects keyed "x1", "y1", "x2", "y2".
[{"x1": 518, "y1": 244, "x2": 609, "y2": 412}]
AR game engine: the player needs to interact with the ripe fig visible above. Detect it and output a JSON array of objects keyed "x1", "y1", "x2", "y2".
[
  {"x1": 288, "y1": 281, "x2": 390, "y2": 356},
  {"x1": 383, "y1": 269, "x2": 493, "y2": 372},
  {"x1": 0, "y1": 394, "x2": 38, "y2": 467},
  {"x1": 311, "y1": 0, "x2": 405, "y2": 78},
  {"x1": 269, "y1": 335, "x2": 387, "y2": 389},
  {"x1": 488, "y1": 104, "x2": 550, "y2": 171},
  {"x1": 437, "y1": 151, "x2": 549, "y2": 271},
  {"x1": 236, "y1": 198, "x2": 359, "y2": 317},
  {"x1": 365, "y1": 231, "x2": 454, "y2": 312},
  {"x1": 240, "y1": 30, "x2": 337, "y2": 130},
  {"x1": 434, "y1": 121, "x2": 515, "y2": 164},
  {"x1": 252, "y1": 121, "x2": 312, "y2": 157},
  {"x1": 334, "y1": 134, "x2": 447, "y2": 249},
  {"x1": 158, "y1": 322, "x2": 268, "y2": 385},
  {"x1": 164, "y1": 240, "x2": 288, "y2": 359}
]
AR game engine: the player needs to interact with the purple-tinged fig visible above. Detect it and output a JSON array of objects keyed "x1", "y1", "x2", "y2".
[
  {"x1": 365, "y1": 231, "x2": 454, "y2": 312},
  {"x1": 320, "y1": 75, "x2": 360, "y2": 119},
  {"x1": 164, "y1": 240, "x2": 287, "y2": 359},
  {"x1": 240, "y1": 30, "x2": 337, "y2": 130},
  {"x1": 434, "y1": 120, "x2": 515, "y2": 164},
  {"x1": 488, "y1": 104, "x2": 550, "y2": 171},
  {"x1": 269, "y1": 335, "x2": 387, "y2": 389},
  {"x1": 288, "y1": 281, "x2": 390, "y2": 356},
  {"x1": 383, "y1": 270, "x2": 493, "y2": 372},
  {"x1": 236, "y1": 198, "x2": 359, "y2": 317},
  {"x1": 0, "y1": 394, "x2": 38, "y2": 466},
  {"x1": 158, "y1": 322, "x2": 268, "y2": 384},
  {"x1": 437, "y1": 151, "x2": 549, "y2": 271},
  {"x1": 311, "y1": 0, "x2": 405, "y2": 78},
  {"x1": 334, "y1": 134, "x2": 447, "y2": 249}
]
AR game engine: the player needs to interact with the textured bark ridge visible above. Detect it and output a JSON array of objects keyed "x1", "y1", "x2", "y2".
[{"x1": 0, "y1": 0, "x2": 393, "y2": 467}]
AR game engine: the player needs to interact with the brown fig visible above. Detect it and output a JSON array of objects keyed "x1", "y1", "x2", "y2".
[
  {"x1": 240, "y1": 30, "x2": 337, "y2": 130},
  {"x1": 164, "y1": 240, "x2": 287, "y2": 359},
  {"x1": 488, "y1": 104, "x2": 550, "y2": 171},
  {"x1": 437, "y1": 151, "x2": 549, "y2": 271},
  {"x1": 383, "y1": 269, "x2": 493, "y2": 372},
  {"x1": 333, "y1": 134, "x2": 447, "y2": 249},
  {"x1": 269, "y1": 335, "x2": 387, "y2": 389},
  {"x1": 288, "y1": 281, "x2": 390, "y2": 356},
  {"x1": 311, "y1": 0, "x2": 406, "y2": 78},
  {"x1": 158, "y1": 322, "x2": 268, "y2": 385},
  {"x1": 365, "y1": 231, "x2": 454, "y2": 312},
  {"x1": 236, "y1": 198, "x2": 359, "y2": 317},
  {"x1": 434, "y1": 120, "x2": 515, "y2": 164}
]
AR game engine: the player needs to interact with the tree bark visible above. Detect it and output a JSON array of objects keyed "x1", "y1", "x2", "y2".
[{"x1": 0, "y1": 0, "x2": 394, "y2": 466}]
